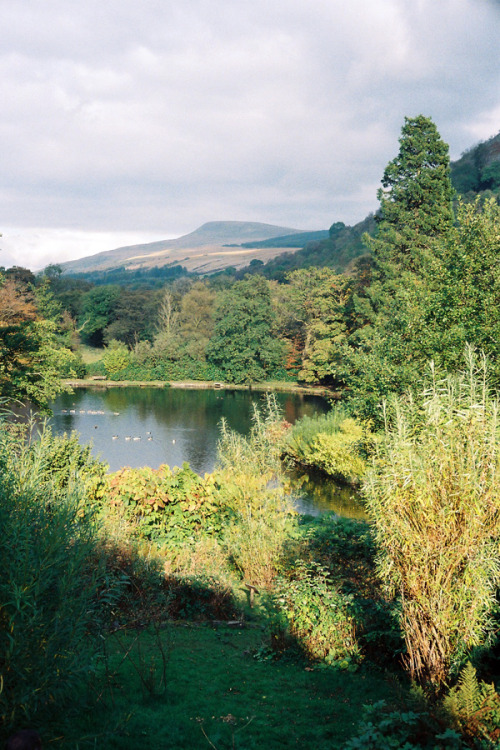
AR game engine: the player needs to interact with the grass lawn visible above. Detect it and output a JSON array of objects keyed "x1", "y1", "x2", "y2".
[
  {"x1": 80, "y1": 345, "x2": 105, "y2": 365},
  {"x1": 62, "y1": 623, "x2": 403, "y2": 750}
]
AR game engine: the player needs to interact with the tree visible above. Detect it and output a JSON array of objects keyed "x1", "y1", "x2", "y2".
[
  {"x1": 416, "y1": 198, "x2": 500, "y2": 382},
  {"x1": 368, "y1": 114, "x2": 454, "y2": 274},
  {"x1": 0, "y1": 275, "x2": 71, "y2": 408},
  {"x1": 279, "y1": 268, "x2": 348, "y2": 385},
  {"x1": 177, "y1": 282, "x2": 215, "y2": 361},
  {"x1": 207, "y1": 275, "x2": 285, "y2": 383},
  {"x1": 340, "y1": 116, "x2": 457, "y2": 417},
  {"x1": 79, "y1": 285, "x2": 120, "y2": 347}
]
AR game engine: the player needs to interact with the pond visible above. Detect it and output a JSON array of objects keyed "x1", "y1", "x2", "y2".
[{"x1": 49, "y1": 386, "x2": 366, "y2": 518}]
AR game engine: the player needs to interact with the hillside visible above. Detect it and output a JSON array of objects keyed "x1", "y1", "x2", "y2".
[
  {"x1": 451, "y1": 131, "x2": 500, "y2": 198},
  {"x1": 61, "y1": 221, "x2": 306, "y2": 275},
  {"x1": 60, "y1": 130, "x2": 500, "y2": 280}
]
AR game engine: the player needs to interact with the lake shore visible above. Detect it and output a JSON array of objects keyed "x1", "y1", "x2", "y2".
[{"x1": 63, "y1": 377, "x2": 334, "y2": 397}]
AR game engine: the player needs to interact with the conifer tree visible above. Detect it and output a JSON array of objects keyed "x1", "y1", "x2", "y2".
[
  {"x1": 341, "y1": 116, "x2": 456, "y2": 418},
  {"x1": 368, "y1": 114, "x2": 455, "y2": 275}
]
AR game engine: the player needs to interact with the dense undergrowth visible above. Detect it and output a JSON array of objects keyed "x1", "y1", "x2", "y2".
[{"x1": 1, "y1": 367, "x2": 500, "y2": 748}]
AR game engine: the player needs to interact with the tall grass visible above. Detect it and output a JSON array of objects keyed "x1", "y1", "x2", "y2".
[
  {"x1": 364, "y1": 349, "x2": 500, "y2": 686},
  {"x1": 0, "y1": 422, "x2": 113, "y2": 736},
  {"x1": 216, "y1": 394, "x2": 296, "y2": 587}
]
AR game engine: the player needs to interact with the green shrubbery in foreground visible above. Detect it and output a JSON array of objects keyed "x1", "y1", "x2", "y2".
[
  {"x1": 0, "y1": 425, "x2": 112, "y2": 730},
  {"x1": 1, "y1": 360, "x2": 500, "y2": 747}
]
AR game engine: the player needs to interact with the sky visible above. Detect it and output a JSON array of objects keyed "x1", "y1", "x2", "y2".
[{"x1": 1, "y1": 0, "x2": 499, "y2": 270}]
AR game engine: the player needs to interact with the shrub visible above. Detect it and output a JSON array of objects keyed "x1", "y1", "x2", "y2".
[
  {"x1": 344, "y1": 700, "x2": 466, "y2": 749},
  {"x1": 364, "y1": 350, "x2": 500, "y2": 686},
  {"x1": 272, "y1": 560, "x2": 361, "y2": 668},
  {"x1": 103, "y1": 339, "x2": 131, "y2": 376},
  {"x1": 0, "y1": 425, "x2": 111, "y2": 732},
  {"x1": 106, "y1": 463, "x2": 229, "y2": 544},
  {"x1": 283, "y1": 408, "x2": 375, "y2": 484}
]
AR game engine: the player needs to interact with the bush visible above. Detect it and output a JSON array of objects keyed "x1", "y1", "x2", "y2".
[
  {"x1": 102, "y1": 339, "x2": 131, "y2": 376},
  {"x1": 344, "y1": 700, "x2": 466, "y2": 749},
  {"x1": 364, "y1": 350, "x2": 500, "y2": 686},
  {"x1": 106, "y1": 463, "x2": 229, "y2": 544},
  {"x1": 272, "y1": 560, "x2": 361, "y2": 668},
  {"x1": 0, "y1": 425, "x2": 112, "y2": 733},
  {"x1": 283, "y1": 408, "x2": 375, "y2": 484}
]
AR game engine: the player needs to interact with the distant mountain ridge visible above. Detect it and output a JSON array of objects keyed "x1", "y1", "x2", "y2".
[
  {"x1": 61, "y1": 221, "x2": 306, "y2": 275},
  {"x1": 60, "y1": 130, "x2": 500, "y2": 278}
]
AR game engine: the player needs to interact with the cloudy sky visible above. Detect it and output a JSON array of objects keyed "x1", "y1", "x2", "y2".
[{"x1": 1, "y1": 0, "x2": 499, "y2": 270}]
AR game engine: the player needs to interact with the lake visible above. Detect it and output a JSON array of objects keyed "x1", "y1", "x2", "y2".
[{"x1": 49, "y1": 385, "x2": 366, "y2": 518}]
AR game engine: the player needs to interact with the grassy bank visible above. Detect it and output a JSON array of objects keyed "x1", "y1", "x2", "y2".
[{"x1": 62, "y1": 377, "x2": 331, "y2": 395}]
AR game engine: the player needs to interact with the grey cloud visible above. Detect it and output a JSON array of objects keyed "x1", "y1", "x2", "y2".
[{"x1": 0, "y1": 0, "x2": 499, "y2": 264}]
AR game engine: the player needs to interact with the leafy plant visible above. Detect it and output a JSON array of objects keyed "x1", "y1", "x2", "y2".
[
  {"x1": 272, "y1": 560, "x2": 361, "y2": 668},
  {"x1": 284, "y1": 408, "x2": 375, "y2": 483},
  {"x1": 444, "y1": 663, "x2": 500, "y2": 746},
  {"x1": 344, "y1": 700, "x2": 466, "y2": 749},
  {"x1": 106, "y1": 463, "x2": 228, "y2": 544}
]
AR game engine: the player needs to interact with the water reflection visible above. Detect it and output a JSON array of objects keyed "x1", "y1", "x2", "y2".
[
  {"x1": 287, "y1": 468, "x2": 367, "y2": 520},
  {"x1": 48, "y1": 386, "x2": 366, "y2": 518}
]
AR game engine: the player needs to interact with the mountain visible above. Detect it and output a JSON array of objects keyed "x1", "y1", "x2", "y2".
[
  {"x1": 60, "y1": 130, "x2": 500, "y2": 280},
  {"x1": 61, "y1": 221, "x2": 307, "y2": 275}
]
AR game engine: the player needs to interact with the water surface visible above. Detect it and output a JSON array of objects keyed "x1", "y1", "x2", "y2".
[{"x1": 49, "y1": 386, "x2": 366, "y2": 518}]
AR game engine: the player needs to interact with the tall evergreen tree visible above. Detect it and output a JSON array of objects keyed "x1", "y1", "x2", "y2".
[
  {"x1": 367, "y1": 114, "x2": 455, "y2": 275},
  {"x1": 341, "y1": 116, "x2": 456, "y2": 418}
]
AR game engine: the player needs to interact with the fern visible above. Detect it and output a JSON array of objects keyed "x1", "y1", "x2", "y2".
[{"x1": 444, "y1": 662, "x2": 500, "y2": 745}]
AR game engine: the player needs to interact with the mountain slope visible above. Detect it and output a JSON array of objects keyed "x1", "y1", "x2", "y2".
[{"x1": 61, "y1": 221, "x2": 306, "y2": 275}]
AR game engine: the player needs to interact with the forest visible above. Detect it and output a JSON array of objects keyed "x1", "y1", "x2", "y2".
[{"x1": 1, "y1": 115, "x2": 500, "y2": 748}]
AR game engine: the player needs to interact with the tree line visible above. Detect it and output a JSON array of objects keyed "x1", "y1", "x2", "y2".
[{"x1": 1, "y1": 115, "x2": 499, "y2": 418}]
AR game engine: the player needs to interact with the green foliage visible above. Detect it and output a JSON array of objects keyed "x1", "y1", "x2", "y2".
[
  {"x1": 284, "y1": 408, "x2": 374, "y2": 483},
  {"x1": 103, "y1": 338, "x2": 131, "y2": 376},
  {"x1": 364, "y1": 351, "x2": 500, "y2": 686},
  {"x1": 79, "y1": 284, "x2": 121, "y2": 346},
  {"x1": 106, "y1": 463, "x2": 228, "y2": 544},
  {"x1": 368, "y1": 114, "x2": 454, "y2": 272},
  {"x1": 421, "y1": 199, "x2": 500, "y2": 385},
  {"x1": 333, "y1": 117, "x2": 457, "y2": 419},
  {"x1": 207, "y1": 275, "x2": 285, "y2": 383},
  {"x1": 0, "y1": 276, "x2": 73, "y2": 409},
  {"x1": 16, "y1": 425, "x2": 108, "y2": 505},
  {"x1": 444, "y1": 663, "x2": 500, "y2": 746},
  {"x1": 273, "y1": 560, "x2": 361, "y2": 668},
  {"x1": 345, "y1": 700, "x2": 466, "y2": 749},
  {"x1": 0, "y1": 423, "x2": 114, "y2": 733},
  {"x1": 296, "y1": 515, "x2": 403, "y2": 664},
  {"x1": 282, "y1": 267, "x2": 349, "y2": 386}
]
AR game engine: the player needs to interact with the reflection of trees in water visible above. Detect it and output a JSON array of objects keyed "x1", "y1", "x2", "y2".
[
  {"x1": 51, "y1": 388, "x2": 336, "y2": 506},
  {"x1": 289, "y1": 469, "x2": 366, "y2": 521}
]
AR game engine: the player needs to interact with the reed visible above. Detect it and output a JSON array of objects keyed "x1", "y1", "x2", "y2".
[{"x1": 364, "y1": 349, "x2": 500, "y2": 687}]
